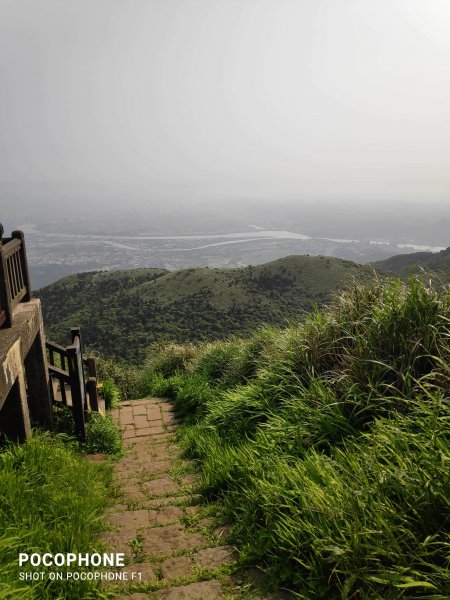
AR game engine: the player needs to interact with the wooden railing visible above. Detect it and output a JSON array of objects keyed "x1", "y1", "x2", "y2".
[
  {"x1": 46, "y1": 327, "x2": 100, "y2": 441},
  {"x1": 0, "y1": 231, "x2": 31, "y2": 329},
  {"x1": 0, "y1": 227, "x2": 102, "y2": 442}
]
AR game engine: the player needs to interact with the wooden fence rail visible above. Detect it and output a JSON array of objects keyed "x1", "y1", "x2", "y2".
[
  {"x1": 0, "y1": 231, "x2": 31, "y2": 329},
  {"x1": 0, "y1": 227, "x2": 101, "y2": 442},
  {"x1": 46, "y1": 328, "x2": 101, "y2": 441}
]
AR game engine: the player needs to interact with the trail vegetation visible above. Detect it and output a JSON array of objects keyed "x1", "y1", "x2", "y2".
[
  {"x1": 127, "y1": 277, "x2": 450, "y2": 598},
  {"x1": 0, "y1": 434, "x2": 114, "y2": 599}
]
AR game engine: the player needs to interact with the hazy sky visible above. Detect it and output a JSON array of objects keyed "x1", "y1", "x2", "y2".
[{"x1": 1, "y1": 0, "x2": 449, "y2": 209}]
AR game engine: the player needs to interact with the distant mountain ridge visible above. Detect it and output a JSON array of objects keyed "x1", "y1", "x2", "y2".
[
  {"x1": 371, "y1": 247, "x2": 450, "y2": 281},
  {"x1": 36, "y1": 255, "x2": 374, "y2": 363}
]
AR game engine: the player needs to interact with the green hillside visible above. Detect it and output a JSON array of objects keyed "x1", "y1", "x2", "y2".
[
  {"x1": 36, "y1": 255, "x2": 375, "y2": 362},
  {"x1": 371, "y1": 246, "x2": 450, "y2": 281}
]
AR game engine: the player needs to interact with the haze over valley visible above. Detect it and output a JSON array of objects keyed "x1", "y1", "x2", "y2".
[
  {"x1": 1, "y1": 0, "x2": 449, "y2": 288},
  {"x1": 3, "y1": 199, "x2": 449, "y2": 289}
]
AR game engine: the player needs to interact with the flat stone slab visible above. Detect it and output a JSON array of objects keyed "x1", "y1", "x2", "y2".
[
  {"x1": 108, "y1": 510, "x2": 150, "y2": 533},
  {"x1": 142, "y1": 477, "x2": 180, "y2": 497},
  {"x1": 155, "y1": 505, "x2": 184, "y2": 524},
  {"x1": 141, "y1": 524, "x2": 206, "y2": 557},
  {"x1": 195, "y1": 545, "x2": 237, "y2": 569},
  {"x1": 158, "y1": 580, "x2": 222, "y2": 600},
  {"x1": 140, "y1": 460, "x2": 171, "y2": 475},
  {"x1": 120, "y1": 413, "x2": 135, "y2": 425},
  {"x1": 137, "y1": 425, "x2": 166, "y2": 436},
  {"x1": 121, "y1": 484, "x2": 147, "y2": 502},
  {"x1": 134, "y1": 415, "x2": 151, "y2": 428},
  {"x1": 118, "y1": 562, "x2": 156, "y2": 584},
  {"x1": 144, "y1": 495, "x2": 192, "y2": 508},
  {"x1": 159, "y1": 556, "x2": 193, "y2": 581},
  {"x1": 99, "y1": 532, "x2": 132, "y2": 560},
  {"x1": 147, "y1": 408, "x2": 162, "y2": 421}
]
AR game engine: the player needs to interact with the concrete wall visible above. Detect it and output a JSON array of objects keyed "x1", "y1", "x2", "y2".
[{"x1": 0, "y1": 299, "x2": 53, "y2": 441}]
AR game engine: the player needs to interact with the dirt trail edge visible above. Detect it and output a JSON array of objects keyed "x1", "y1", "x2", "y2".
[{"x1": 104, "y1": 398, "x2": 289, "y2": 600}]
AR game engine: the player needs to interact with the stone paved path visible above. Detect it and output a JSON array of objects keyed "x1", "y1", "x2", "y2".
[{"x1": 105, "y1": 398, "x2": 289, "y2": 600}]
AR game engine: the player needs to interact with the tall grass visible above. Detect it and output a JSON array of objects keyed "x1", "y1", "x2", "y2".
[
  {"x1": 143, "y1": 278, "x2": 450, "y2": 598},
  {"x1": 95, "y1": 354, "x2": 143, "y2": 401},
  {"x1": 0, "y1": 434, "x2": 113, "y2": 599}
]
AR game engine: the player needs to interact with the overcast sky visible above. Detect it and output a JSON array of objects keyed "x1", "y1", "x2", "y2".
[{"x1": 0, "y1": 0, "x2": 449, "y2": 210}]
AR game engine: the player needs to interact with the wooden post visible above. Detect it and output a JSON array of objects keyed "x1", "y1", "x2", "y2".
[
  {"x1": 86, "y1": 377, "x2": 99, "y2": 412},
  {"x1": 86, "y1": 356, "x2": 99, "y2": 412},
  {"x1": 71, "y1": 327, "x2": 87, "y2": 412},
  {"x1": 86, "y1": 356, "x2": 98, "y2": 379},
  {"x1": 67, "y1": 343, "x2": 86, "y2": 441},
  {"x1": 71, "y1": 326, "x2": 81, "y2": 347}
]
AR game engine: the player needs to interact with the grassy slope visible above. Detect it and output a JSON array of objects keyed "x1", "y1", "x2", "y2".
[
  {"x1": 0, "y1": 434, "x2": 113, "y2": 599},
  {"x1": 140, "y1": 278, "x2": 450, "y2": 599},
  {"x1": 37, "y1": 256, "x2": 374, "y2": 362},
  {"x1": 371, "y1": 247, "x2": 450, "y2": 281}
]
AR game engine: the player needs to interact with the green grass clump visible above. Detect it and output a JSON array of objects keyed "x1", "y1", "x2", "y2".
[
  {"x1": 146, "y1": 278, "x2": 450, "y2": 598},
  {"x1": 53, "y1": 402, "x2": 122, "y2": 456},
  {"x1": 145, "y1": 342, "x2": 198, "y2": 378},
  {"x1": 52, "y1": 404, "x2": 77, "y2": 436},
  {"x1": 0, "y1": 433, "x2": 112, "y2": 599},
  {"x1": 98, "y1": 378, "x2": 120, "y2": 409},
  {"x1": 84, "y1": 412, "x2": 122, "y2": 455}
]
